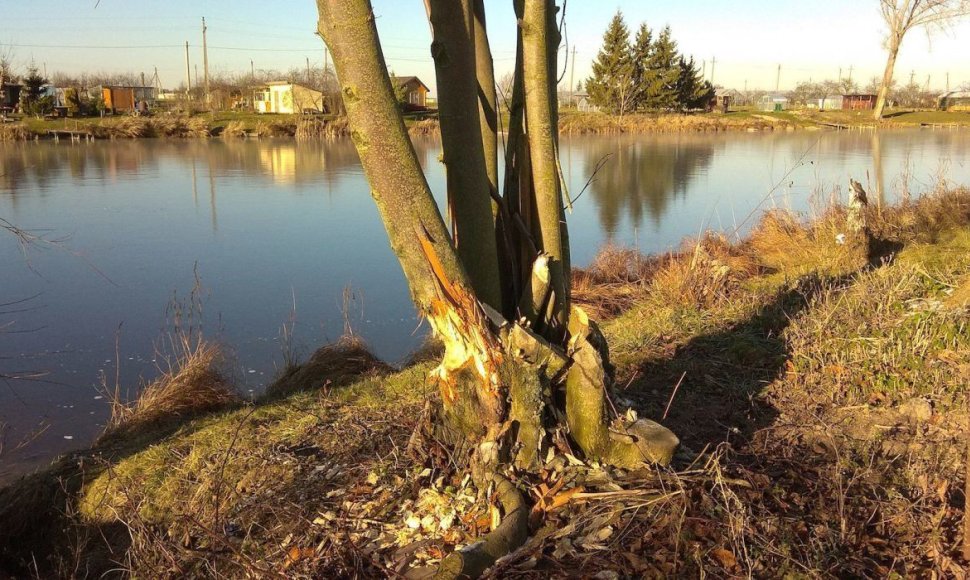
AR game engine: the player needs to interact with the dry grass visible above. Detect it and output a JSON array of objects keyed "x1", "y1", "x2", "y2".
[
  {"x1": 408, "y1": 118, "x2": 440, "y2": 137},
  {"x1": 0, "y1": 122, "x2": 31, "y2": 141},
  {"x1": 220, "y1": 119, "x2": 247, "y2": 139},
  {"x1": 559, "y1": 112, "x2": 799, "y2": 135},
  {"x1": 254, "y1": 120, "x2": 296, "y2": 138},
  {"x1": 268, "y1": 335, "x2": 391, "y2": 397},
  {"x1": 295, "y1": 116, "x2": 351, "y2": 141},
  {"x1": 102, "y1": 340, "x2": 237, "y2": 440}
]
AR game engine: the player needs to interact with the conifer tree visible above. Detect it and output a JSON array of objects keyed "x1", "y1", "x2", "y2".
[
  {"x1": 676, "y1": 56, "x2": 713, "y2": 111},
  {"x1": 586, "y1": 10, "x2": 635, "y2": 115},
  {"x1": 629, "y1": 23, "x2": 655, "y2": 111},
  {"x1": 643, "y1": 25, "x2": 680, "y2": 110}
]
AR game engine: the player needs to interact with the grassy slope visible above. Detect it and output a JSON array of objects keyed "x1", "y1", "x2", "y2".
[{"x1": 1, "y1": 189, "x2": 969, "y2": 577}]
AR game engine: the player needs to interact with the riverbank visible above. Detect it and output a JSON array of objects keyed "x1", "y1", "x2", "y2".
[
  {"x1": 2, "y1": 185, "x2": 968, "y2": 577},
  {"x1": 5, "y1": 108, "x2": 969, "y2": 142}
]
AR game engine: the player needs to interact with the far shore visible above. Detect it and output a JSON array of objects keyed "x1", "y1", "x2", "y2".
[{"x1": 3, "y1": 108, "x2": 970, "y2": 142}]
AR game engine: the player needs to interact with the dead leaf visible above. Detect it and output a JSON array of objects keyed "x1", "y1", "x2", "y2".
[{"x1": 711, "y1": 548, "x2": 738, "y2": 569}]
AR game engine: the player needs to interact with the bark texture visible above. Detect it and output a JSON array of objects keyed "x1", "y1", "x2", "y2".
[
  {"x1": 427, "y1": 0, "x2": 503, "y2": 311},
  {"x1": 521, "y1": 0, "x2": 570, "y2": 339}
]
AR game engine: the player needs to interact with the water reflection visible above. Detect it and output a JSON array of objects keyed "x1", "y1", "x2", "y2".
[{"x1": 577, "y1": 135, "x2": 720, "y2": 235}]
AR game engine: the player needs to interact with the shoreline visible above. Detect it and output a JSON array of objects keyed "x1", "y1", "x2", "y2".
[
  {"x1": 2, "y1": 186, "x2": 969, "y2": 576},
  {"x1": 4, "y1": 109, "x2": 970, "y2": 142}
]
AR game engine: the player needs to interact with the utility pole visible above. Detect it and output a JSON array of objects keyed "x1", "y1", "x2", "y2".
[
  {"x1": 152, "y1": 67, "x2": 161, "y2": 97},
  {"x1": 946, "y1": 71, "x2": 950, "y2": 92},
  {"x1": 710, "y1": 56, "x2": 716, "y2": 85},
  {"x1": 568, "y1": 46, "x2": 577, "y2": 106},
  {"x1": 838, "y1": 67, "x2": 842, "y2": 82},
  {"x1": 141, "y1": 72, "x2": 146, "y2": 88},
  {"x1": 702, "y1": 59, "x2": 707, "y2": 80},
  {"x1": 776, "y1": 64, "x2": 781, "y2": 92},
  {"x1": 910, "y1": 70, "x2": 916, "y2": 86},
  {"x1": 848, "y1": 65, "x2": 853, "y2": 83},
  {"x1": 306, "y1": 56, "x2": 311, "y2": 86},
  {"x1": 202, "y1": 17, "x2": 210, "y2": 105},
  {"x1": 184, "y1": 41, "x2": 192, "y2": 97}
]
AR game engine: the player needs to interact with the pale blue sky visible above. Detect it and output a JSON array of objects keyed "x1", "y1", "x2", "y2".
[{"x1": 1, "y1": 1, "x2": 969, "y2": 93}]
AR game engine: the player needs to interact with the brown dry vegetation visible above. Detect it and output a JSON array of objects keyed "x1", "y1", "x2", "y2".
[
  {"x1": 559, "y1": 111, "x2": 802, "y2": 135},
  {"x1": 1, "y1": 187, "x2": 969, "y2": 578},
  {"x1": 0, "y1": 122, "x2": 31, "y2": 142}
]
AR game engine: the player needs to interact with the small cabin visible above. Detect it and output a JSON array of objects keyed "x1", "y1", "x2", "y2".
[
  {"x1": 938, "y1": 91, "x2": 970, "y2": 112},
  {"x1": 93, "y1": 85, "x2": 156, "y2": 114},
  {"x1": 710, "y1": 88, "x2": 736, "y2": 113},
  {"x1": 392, "y1": 76, "x2": 430, "y2": 108},
  {"x1": 253, "y1": 82, "x2": 325, "y2": 114}
]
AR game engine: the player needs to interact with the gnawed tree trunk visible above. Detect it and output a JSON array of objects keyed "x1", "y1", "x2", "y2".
[{"x1": 316, "y1": 1, "x2": 678, "y2": 576}]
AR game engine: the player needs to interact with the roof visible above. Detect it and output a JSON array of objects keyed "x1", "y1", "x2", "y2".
[
  {"x1": 261, "y1": 82, "x2": 322, "y2": 93},
  {"x1": 392, "y1": 76, "x2": 430, "y2": 92}
]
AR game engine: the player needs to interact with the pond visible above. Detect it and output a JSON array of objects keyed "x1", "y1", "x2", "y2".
[{"x1": 2, "y1": 128, "x2": 968, "y2": 482}]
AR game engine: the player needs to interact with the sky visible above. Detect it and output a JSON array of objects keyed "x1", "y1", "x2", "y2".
[{"x1": 2, "y1": 0, "x2": 970, "y2": 94}]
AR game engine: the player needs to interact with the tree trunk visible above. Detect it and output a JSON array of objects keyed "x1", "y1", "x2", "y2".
[
  {"x1": 426, "y1": 0, "x2": 503, "y2": 311},
  {"x1": 873, "y1": 37, "x2": 900, "y2": 121},
  {"x1": 317, "y1": 0, "x2": 503, "y2": 431},
  {"x1": 520, "y1": 0, "x2": 570, "y2": 340},
  {"x1": 315, "y1": 3, "x2": 679, "y2": 573}
]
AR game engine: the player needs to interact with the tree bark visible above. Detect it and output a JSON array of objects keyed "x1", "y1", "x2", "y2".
[
  {"x1": 317, "y1": 0, "x2": 503, "y2": 430},
  {"x1": 873, "y1": 37, "x2": 900, "y2": 120},
  {"x1": 426, "y1": 0, "x2": 503, "y2": 311},
  {"x1": 520, "y1": 0, "x2": 570, "y2": 340}
]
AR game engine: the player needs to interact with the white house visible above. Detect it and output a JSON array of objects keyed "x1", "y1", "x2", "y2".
[{"x1": 253, "y1": 82, "x2": 324, "y2": 114}]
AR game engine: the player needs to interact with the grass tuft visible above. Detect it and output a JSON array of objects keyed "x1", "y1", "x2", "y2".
[{"x1": 267, "y1": 335, "x2": 391, "y2": 397}]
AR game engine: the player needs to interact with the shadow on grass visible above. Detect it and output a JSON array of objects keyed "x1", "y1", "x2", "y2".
[{"x1": 625, "y1": 274, "x2": 852, "y2": 450}]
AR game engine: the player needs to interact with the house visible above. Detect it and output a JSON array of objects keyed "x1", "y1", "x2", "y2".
[
  {"x1": 92, "y1": 85, "x2": 156, "y2": 114},
  {"x1": 938, "y1": 91, "x2": 970, "y2": 112},
  {"x1": 710, "y1": 88, "x2": 738, "y2": 113},
  {"x1": 820, "y1": 94, "x2": 877, "y2": 111},
  {"x1": 392, "y1": 76, "x2": 430, "y2": 108},
  {"x1": 253, "y1": 82, "x2": 324, "y2": 114},
  {"x1": 758, "y1": 94, "x2": 789, "y2": 112},
  {"x1": 0, "y1": 83, "x2": 23, "y2": 113}
]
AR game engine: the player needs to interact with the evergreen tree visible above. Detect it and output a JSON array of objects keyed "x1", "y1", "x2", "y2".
[
  {"x1": 629, "y1": 23, "x2": 656, "y2": 111},
  {"x1": 676, "y1": 56, "x2": 713, "y2": 110},
  {"x1": 586, "y1": 10, "x2": 635, "y2": 115},
  {"x1": 20, "y1": 63, "x2": 50, "y2": 115},
  {"x1": 643, "y1": 26, "x2": 680, "y2": 110}
]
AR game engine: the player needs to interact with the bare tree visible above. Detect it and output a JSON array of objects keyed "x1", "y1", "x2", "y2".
[
  {"x1": 315, "y1": 0, "x2": 677, "y2": 575},
  {"x1": 874, "y1": 0, "x2": 970, "y2": 119}
]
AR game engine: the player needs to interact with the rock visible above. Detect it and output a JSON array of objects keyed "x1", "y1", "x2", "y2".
[
  {"x1": 898, "y1": 398, "x2": 933, "y2": 425},
  {"x1": 623, "y1": 419, "x2": 679, "y2": 466}
]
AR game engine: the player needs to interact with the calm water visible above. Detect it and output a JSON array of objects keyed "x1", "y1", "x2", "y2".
[{"x1": 2, "y1": 130, "x2": 969, "y2": 481}]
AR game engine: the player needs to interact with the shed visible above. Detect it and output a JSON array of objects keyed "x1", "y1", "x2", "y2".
[
  {"x1": 392, "y1": 76, "x2": 430, "y2": 108},
  {"x1": 758, "y1": 94, "x2": 789, "y2": 112},
  {"x1": 711, "y1": 88, "x2": 736, "y2": 113},
  {"x1": 938, "y1": 91, "x2": 970, "y2": 112},
  {"x1": 254, "y1": 82, "x2": 324, "y2": 114},
  {"x1": 95, "y1": 85, "x2": 156, "y2": 114}
]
